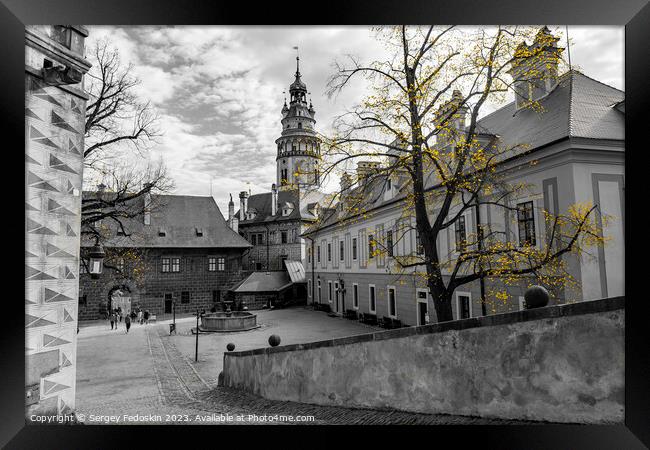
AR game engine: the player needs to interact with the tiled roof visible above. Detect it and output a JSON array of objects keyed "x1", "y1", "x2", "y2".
[
  {"x1": 237, "y1": 188, "x2": 328, "y2": 225},
  {"x1": 230, "y1": 271, "x2": 293, "y2": 293},
  {"x1": 81, "y1": 194, "x2": 252, "y2": 249},
  {"x1": 477, "y1": 70, "x2": 624, "y2": 156},
  {"x1": 284, "y1": 259, "x2": 306, "y2": 283},
  {"x1": 306, "y1": 70, "x2": 624, "y2": 235}
]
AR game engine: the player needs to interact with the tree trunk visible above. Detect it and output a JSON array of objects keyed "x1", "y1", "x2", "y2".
[{"x1": 429, "y1": 278, "x2": 453, "y2": 322}]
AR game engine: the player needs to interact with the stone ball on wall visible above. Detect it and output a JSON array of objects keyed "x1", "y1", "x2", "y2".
[
  {"x1": 226, "y1": 343, "x2": 235, "y2": 352},
  {"x1": 524, "y1": 285, "x2": 550, "y2": 309},
  {"x1": 268, "y1": 334, "x2": 281, "y2": 347}
]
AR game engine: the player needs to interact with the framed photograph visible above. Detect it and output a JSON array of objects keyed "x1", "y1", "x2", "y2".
[{"x1": 5, "y1": 0, "x2": 647, "y2": 447}]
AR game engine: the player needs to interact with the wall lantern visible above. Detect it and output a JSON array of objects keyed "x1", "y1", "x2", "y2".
[{"x1": 88, "y1": 241, "x2": 106, "y2": 279}]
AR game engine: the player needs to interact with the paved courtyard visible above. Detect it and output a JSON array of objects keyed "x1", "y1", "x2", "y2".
[{"x1": 75, "y1": 307, "x2": 533, "y2": 425}]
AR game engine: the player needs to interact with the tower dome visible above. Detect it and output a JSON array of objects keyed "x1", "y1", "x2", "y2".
[{"x1": 275, "y1": 53, "x2": 321, "y2": 191}]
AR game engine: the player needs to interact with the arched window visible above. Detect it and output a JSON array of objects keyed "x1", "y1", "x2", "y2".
[{"x1": 298, "y1": 122, "x2": 302, "y2": 129}]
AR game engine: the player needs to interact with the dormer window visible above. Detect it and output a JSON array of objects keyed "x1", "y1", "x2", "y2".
[
  {"x1": 195, "y1": 227, "x2": 203, "y2": 237},
  {"x1": 387, "y1": 178, "x2": 392, "y2": 190},
  {"x1": 158, "y1": 227, "x2": 166, "y2": 237}
]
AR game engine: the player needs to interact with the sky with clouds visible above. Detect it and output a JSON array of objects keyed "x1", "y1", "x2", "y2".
[{"x1": 85, "y1": 25, "x2": 624, "y2": 213}]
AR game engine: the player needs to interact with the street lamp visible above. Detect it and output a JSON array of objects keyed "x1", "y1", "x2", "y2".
[{"x1": 88, "y1": 240, "x2": 105, "y2": 279}]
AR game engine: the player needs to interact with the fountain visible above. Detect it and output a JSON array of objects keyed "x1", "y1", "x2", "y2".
[{"x1": 199, "y1": 301, "x2": 259, "y2": 332}]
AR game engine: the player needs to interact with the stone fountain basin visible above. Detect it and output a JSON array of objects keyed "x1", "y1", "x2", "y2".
[{"x1": 200, "y1": 311, "x2": 258, "y2": 332}]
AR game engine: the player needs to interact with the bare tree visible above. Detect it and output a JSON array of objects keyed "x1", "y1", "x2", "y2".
[
  {"x1": 80, "y1": 39, "x2": 173, "y2": 277},
  {"x1": 315, "y1": 26, "x2": 606, "y2": 322},
  {"x1": 84, "y1": 38, "x2": 161, "y2": 164}
]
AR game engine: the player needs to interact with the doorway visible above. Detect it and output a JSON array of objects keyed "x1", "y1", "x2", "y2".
[
  {"x1": 164, "y1": 293, "x2": 173, "y2": 313},
  {"x1": 334, "y1": 282, "x2": 339, "y2": 313},
  {"x1": 416, "y1": 289, "x2": 429, "y2": 326}
]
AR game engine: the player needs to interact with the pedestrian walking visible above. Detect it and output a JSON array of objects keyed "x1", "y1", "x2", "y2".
[
  {"x1": 138, "y1": 309, "x2": 143, "y2": 325},
  {"x1": 144, "y1": 310, "x2": 150, "y2": 325},
  {"x1": 109, "y1": 312, "x2": 115, "y2": 330},
  {"x1": 125, "y1": 314, "x2": 131, "y2": 333}
]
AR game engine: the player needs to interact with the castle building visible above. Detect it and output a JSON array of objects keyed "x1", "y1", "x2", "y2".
[
  {"x1": 227, "y1": 55, "x2": 327, "y2": 305},
  {"x1": 78, "y1": 194, "x2": 251, "y2": 319},
  {"x1": 303, "y1": 28, "x2": 624, "y2": 327}
]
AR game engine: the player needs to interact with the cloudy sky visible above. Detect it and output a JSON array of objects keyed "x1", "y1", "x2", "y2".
[{"x1": 86, "y1": 25, "x2": 624, "y2": 213}]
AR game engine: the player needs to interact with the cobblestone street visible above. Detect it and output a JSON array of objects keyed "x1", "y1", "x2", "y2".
[{"x1": 76, "y1": 307, "x2": 534, "y2": 425}]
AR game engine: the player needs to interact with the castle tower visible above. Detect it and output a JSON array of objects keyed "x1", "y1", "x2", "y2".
[{"x1": 275, "y1": 55, "x2": 321, "y2": 191}]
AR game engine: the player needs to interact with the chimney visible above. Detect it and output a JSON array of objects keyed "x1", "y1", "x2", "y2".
[
  {"x1": 340, "y1": 173, "x2": 352, "y2": 197},
  {"x1": 228, "y1": 193, "x2": 234, "y2": 220},
  {"x1": 239, "y1": 191, "x2": 249, "y2": 220},
  {"x1": 356, "y1": 161, "x2": 381, "y2": 184},
  {"x1": 434, "y1": 90, "x2": 468, "y2": 131},
  {"x1": 143, "y1": 182, "x2": 152, "y2": 226},
  {"x1": 508, "y1": 26, "x2": 564, "y2": 110},
  {"x1": 229, "y1": 216, "x2": 239, "y2": 233},
  {"x1": 434, "y1": 90, "x2": 468, "y2": 148},
  {"x1": 271, "y1": 184, "x2": 278, "y2": 216}
]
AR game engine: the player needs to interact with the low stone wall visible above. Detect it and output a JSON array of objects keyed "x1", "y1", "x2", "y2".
[{"x1": 223, "y1": 297, "x2": 624, "y2": 423}]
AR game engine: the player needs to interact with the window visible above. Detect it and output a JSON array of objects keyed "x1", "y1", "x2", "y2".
[
  {"x1": 517, "y1": 201, "x2": 536, "y2": 246},
  {"x1": 339, "y1": 240, "x2": 345, "y2": 261},
  {"x1": 518, "y1": 296, "x2": 526, "y2": 311},
  {"x1": 386, "y1": 230, "x2": 394, "y2": 257},
  {"x1": 387, "y1": 178, "x2": 392, "y2": 190},
  {"x1": 317, "y1": 245, "x2": 321, "y2": 263},
  {"x1": 327, "y1": 243, "x2": 332, "y2": 262},
  {"x1": 308, "y1": 279, "x2": 312, "y2": 298},
  {"x1": 457, "y1": 293, "x2": 471, "y2": 319},
  {"x1": 251, "y1": 234, "x2": 257, "y2": 245},
  {"x1": 208, "y1": 257, "x2": 216, "y2": 272},
  {"x1": 158, "y1": 228, "x2": 166, "y2": 237},
  {"x1": 171, "y1": 258, "x2": 180, "y2": 272},
  {"x1": 217, "y1": 257, "x2": 225, "y2": 271},
  {"x1": 308, "y1": 247, "x2": 312, "y2": 264},
  {"x1": 328, "y1": 281, "x2": 333, "y2": 303},
  {"x1": 162, "y1": 258, "x2": 170, "y2": 273},
  {"x1": 195, "y1": 227, "x2": 203, "y2": 237},
  {"x1": 78, "y1": 295, "x2": 87, "y2": 306},
  {"x1": 353, "y1": 284, "x2": 359, "y2": 309},
  {"x1": 369, "y1": 285, "x2": 376, "y2": 313},
  {"x1": 368, "y1": 234, "x2": 375, "y2": 259},
  {"x1": 298, "y1": 122, "x2": 302, "y2": 129},
  {"x1": 181, "y1": 291, "x2": 190, "y2": 304},
  {"x1": 352, "y1": 237, "x2": 358, "y2": 260},
  {"x1": 281, "y1": 231, "x2": 288, "y2": 244},
  {"x1": 388, "y1": 287, "x2": 397, "y2": 318},
  {"x1": 317, "y1": 279, "x2": 322, "y2": 302},
  {"x1": 212, "y1": 290, "x2": 221, "y2": 302},
  {"x1": 117, "y1": 228, "x2": 125, "y2": 236},
  {"x1": 455, "y1": 215, "x2": 467, "y2": 252},
  {"x1": 415, "y1": 231, "x2": 424, "y2": 255}
]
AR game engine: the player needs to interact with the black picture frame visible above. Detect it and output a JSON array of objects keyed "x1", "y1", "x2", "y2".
[{"x1": 5, "y1": 0, "x2": 647, "y2": 447}]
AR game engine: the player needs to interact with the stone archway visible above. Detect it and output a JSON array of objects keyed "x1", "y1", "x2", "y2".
[{"x1": 101, "y1": 279, "x2": 141, "y2": 317}]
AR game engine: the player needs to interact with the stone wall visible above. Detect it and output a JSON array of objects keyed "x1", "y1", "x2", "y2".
[
  {"x1": 223, "y1": 297, "x2": 624, "y2": 423},
  {"x1": 79, "y1": 248, "x2": 246, "y2": 319}
]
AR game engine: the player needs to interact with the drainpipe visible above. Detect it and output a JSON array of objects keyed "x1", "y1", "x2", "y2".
[
  {"x1": 475, "y1": 198, "x2": 487, "y2": 316},
  {"x1": 304, "y1": 234, "x2": 316, "y2": 306},
  {"x1": 263, "y1": 223, "x2": 271, "y2": 271}
]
